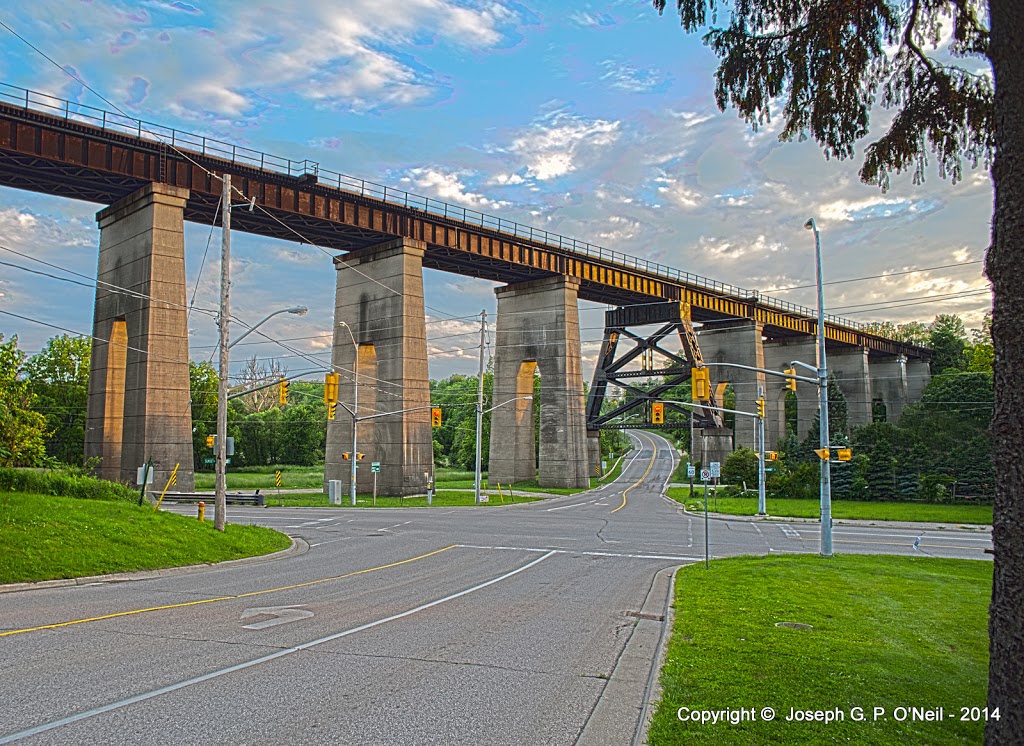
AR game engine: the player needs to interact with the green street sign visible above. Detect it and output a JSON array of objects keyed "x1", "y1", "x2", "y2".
[
  {"x1": 203, "y1": 458, "x2": 215, "y2": 465},
  {"x1": 371, "y1": 462, "x2": 381, "y2": 473}
]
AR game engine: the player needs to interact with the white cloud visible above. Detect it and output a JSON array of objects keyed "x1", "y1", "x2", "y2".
[
  {"x1": 0, "y1": 208, "x2": 95, "y2": 253},
  {"x1": 654, "y1": 175, "x2": 703, "y2": 209},
  {"x1": 401, "y1": 168, "x2": 510, "y2": 210},
  {"x1": 500, "y1": 112, "x2": 621, "y2": 181},
  {"x1": 599, "y1": 59, "x2": 666, "y2": 93}
]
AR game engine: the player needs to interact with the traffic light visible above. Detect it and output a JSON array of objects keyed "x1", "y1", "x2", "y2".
[
  {"x1": 342, "y1": 452, "x2": 350, "y2": 460},
  {"x1": 278, "y1": 377, "x2": 289, "y2": 405},
  {"x1": 652, "y1": 401, "x2": 665, "y2": 425},
  {"x1": 784, "y1": 368, "x2": 797, "y2": 392},
  {"x1": 814, "y1": 448, "x2": 830, "y2": 461},
  {"x1": 756, "y1": 398, "x2": 765, "y2": 418},
  {"x1": 837, "y1": 448, "x2": 852, "y2": 462},
  {"x1": 431, "y1": 407, "x2": 442, "y2": 427},
  {"x1": 691, "y1": 367, "x2": 711, "y2": 402},
  {"x1": 324, "y1": 372, "x2": 339, "y2": 404},
  {"x1": 767, "y1": 451, "x2": 778, "y2": 461},
  {"x1": 205, "y1": 435, "x2": 215, "y2": 448},
  {"x1": 327, "y1": 402, "x2": 337, "y2": 421},
  {"x1": 356, "y1": 453, "x2": 364, "y2": 461}
]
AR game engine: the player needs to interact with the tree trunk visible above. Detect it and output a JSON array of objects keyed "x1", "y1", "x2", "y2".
[{"x1": 986, "y1": 3, "x2": 1024, "y2": 743}]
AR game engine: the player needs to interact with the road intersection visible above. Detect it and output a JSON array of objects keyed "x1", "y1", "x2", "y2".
[{"x1": 0, "y1": 433, "x2": 991, "y2": 744}]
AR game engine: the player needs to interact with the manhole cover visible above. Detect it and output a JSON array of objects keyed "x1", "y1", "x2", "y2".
[{"x1": 775, "y1": 622, "x2": 813, "y2": 630}]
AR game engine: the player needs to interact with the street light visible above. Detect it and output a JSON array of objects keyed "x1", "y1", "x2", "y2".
[
  {"x1": 214, "y1": 304, "x2": 309, "y2": 531},
  {"x1": 337, "y1": 321, "x2": 359, "y2": 507},
  {"x1": 474, "y1": 396, "x2": 533, "y2": 505},
  {"x1": 804, "y1": 217, "x2": 833, "y2": 557},
  {"x1": 229, "y1": 306, "x2": 307, "y2": 348}
]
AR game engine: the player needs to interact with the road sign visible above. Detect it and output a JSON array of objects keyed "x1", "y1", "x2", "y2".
[
  {"x1": 480, "y1": 495, "x2": 489, "y2": 503},
  {"x1": 709, "y1": 462, "x2": 721, "y2": 478},
  {"x1": 371, "y1": 462, "x2": 381, "y2": 473},
  {"x1": 700, "y1": 468, "x2": 711, "y2": 482},
  {"x1": 687, "y1": 465, "x2": 696, "y2": 478},
  {"x1": 274, "y1": 470, "x2": 282, "y2": 487},
  {"x1": 203, "y1": 458, "x2": 215, "y2": 465}
]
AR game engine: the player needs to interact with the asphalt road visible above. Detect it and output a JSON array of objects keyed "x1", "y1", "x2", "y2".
[{"x1": 0, "y1": 433, "x2": 992, "y2": 745}]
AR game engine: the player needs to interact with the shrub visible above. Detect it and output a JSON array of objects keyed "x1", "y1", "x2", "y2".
[{"x1": 0, "y1": 467, "x2": 137, "y2": 502}]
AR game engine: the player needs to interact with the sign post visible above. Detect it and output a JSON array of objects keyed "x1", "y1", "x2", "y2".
[
  {"x1": 700, "y1": 467, "x2": 711, "y2": 569},
  {"x1": 371, "y1": 462, "x2": 380, "y2": 506}
]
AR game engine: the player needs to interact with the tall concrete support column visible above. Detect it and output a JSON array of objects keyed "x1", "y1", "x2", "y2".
[
  {"x1": 906, "y1": 358, "x2": 932, "y2": 404},
  {"x1": 325, "y1": 238, "x2": 432, "y2": 496},
  {"x1": 84, "y1": 183, "x2": 195, "y2": 491},
  {"x1": 488, "y1": 276, "x2": 589, "y2": 489},
  {"x1": 694, "y1": 320, "x2": 765, "y2": 452},
  {"x1": 829, "y1": 346, "x2": 873, "y2": 429},
  {"x1": 763, "y1": 336, "x2": 819, "y2": 444},
  {"x1": 587, "y1": 431, "x2": 601, "y2": 478},
  {"x1": 870, "y1": 355, "x2": 908, "y2": 422}
]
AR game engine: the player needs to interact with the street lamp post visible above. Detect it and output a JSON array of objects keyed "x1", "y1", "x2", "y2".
[
  {"x1": 474, "y1": 396, "x2": 533, "y2": 505},
  {"x1": 338, "y1": 322, "x2": 359, "y2": 507},
  {"x1": 805, "y1": 217, "x2": 833, "y2": 557},
  {"x1": 213, "y1": 298, "x2": 308, "y2": 531}
]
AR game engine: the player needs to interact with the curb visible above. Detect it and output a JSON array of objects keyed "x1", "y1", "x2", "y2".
[
  {"x1": 673, "y1": 506, "x2": 992, "y2": 533},
  {"x1": 0, "y1": 535, "x2": 309, "y2": 595}
]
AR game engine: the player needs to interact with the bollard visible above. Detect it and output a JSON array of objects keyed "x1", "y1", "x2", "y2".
[{"x1": 198, "y1": 501, "x2": 206, "y2": 522}]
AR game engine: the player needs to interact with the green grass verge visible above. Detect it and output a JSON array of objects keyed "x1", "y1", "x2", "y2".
[
  {"x1": 253, "y1": 490, "x2": 542, "y2": 508},
  {"x1": 664, "y1": 489, "x2": 993, "y2": 525},
  {"x1": 194, "y1": 465, "x2": 324, "y2": 490},
  {"x1": 0, "y1": 491, "x2": 291, "y2": 584},
  {"x1": 649, "y1": 554, "x2": 991, "y2": 746}
]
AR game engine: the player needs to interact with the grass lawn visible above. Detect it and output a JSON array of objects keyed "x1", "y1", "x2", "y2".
[
  {"x1": 194, "y1": 465, "x2": 325, "y2": 491},
  {"x1": 0, "y1": 491, "x2": 291, "y2": 585},
  {"x1": 648, "y1": 554, "x2": 991, "y2": 746},
  {"x1": 665, "y1": 488, "x2": 993, "y2": 525},
  {"x1": 251, "y1": 490, "x2": 541, "y2": 508}
]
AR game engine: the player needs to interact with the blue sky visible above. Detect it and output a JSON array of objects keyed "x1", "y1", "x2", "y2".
[{"x1": 0, "y1": 1, "x2": 993, "y2": 382}]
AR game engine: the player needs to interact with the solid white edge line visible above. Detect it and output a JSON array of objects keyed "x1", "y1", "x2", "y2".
[{"x1": 0, "y1": 550, "x2": 557, "y2": 745}]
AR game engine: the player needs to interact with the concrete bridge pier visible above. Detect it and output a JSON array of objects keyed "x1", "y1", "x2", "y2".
[
  {"x1": 869, "y1": 354, "x2": 907, "y2": 422},
  {"x1": 829, "y1": 346, "x2": 873, "y2": 428},
  {"x1": 695, "y1": 320, "x2": 766, "y2": 452},
  {"x1": 488, "y1": 276, "x2": 590, "y2": 489},
  {"x1": 84, "y1": 183, "x2": 195, "y2": 490},
  {"x1": 325, "y1": 238, "x2": 432, "y2": 497},
  {"x1": 764, "y1": 337, "x2": 820, "y2": 445}
]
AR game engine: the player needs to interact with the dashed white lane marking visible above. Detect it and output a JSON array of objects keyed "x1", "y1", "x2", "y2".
[
  {"x1": 687, "y1": 518, "x2": 693, "y2": 548},
  {"x1": 779, "y1": 524, "x2": 801, "y2": 539}
]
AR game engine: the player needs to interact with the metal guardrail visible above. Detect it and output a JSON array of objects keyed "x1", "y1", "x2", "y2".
[{"x1": 0, "y1": 81, "x2": 876, "y2": 333}]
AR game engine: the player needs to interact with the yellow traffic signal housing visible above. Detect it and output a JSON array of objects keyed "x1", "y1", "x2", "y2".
[
  {"x1": 278, "y1": 377, "x2": 289, "y2": 405},
  {"x1": 691, "y1": 367, "x2": 711, "y2": 402},
  {"x1": 767, "y1": 451, "x2": 778, "y2": 461},
  {"x1": 206, "y1": 435, "x2": 215, "y2": 448},
  {"x1": 431, "y1": 407, "x2": 443, "y2": 427},
  {"x1": 814, "y1": 448, "x2": 830, "y2": 461},
  {"x1": 327, "y1": 402, "x2": 337, "y2": 421},
  {"x1": 651, "y1": 401, "x2": 665, "y2": 425},
  {"x1": 837, "y1": 448, "x2": 853, "y2": 462},
  {"x1": 356, "y1": 453, "x2": 364, "y2": 461},
  {"x1": 323, "y1": 372, "x2": 339, "y2": 404},
  {"x1": 342, "y1": 452, "x2": 350, "y2": 460},
  {"x1": 756, "y1": 398, "x2": 765, "y2": 418},
  {"x1": 784, "y1": 368, "x2": 797, "y2": 392}
]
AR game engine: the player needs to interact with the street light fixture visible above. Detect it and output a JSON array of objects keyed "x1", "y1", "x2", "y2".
[
  {"x1": 214, "y1": 304, "x2": 309, "y2": 531},
  {"x1": 229, "y1": 306, "x2": 307, "y2": 348},
  {"x1": 474, "y1": 396, "x2": 533, "y2": 505},
  {"x1": 337, "y1": 321, "x2": 359, "y2": 507},
  {"x1": 805, "y1": 217, "x2": 833, "y2": 557}
]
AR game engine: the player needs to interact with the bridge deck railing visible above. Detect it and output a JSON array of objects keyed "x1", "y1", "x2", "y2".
[{"x1": 0, "y1": 81, "x2": 873, "y2": 333}]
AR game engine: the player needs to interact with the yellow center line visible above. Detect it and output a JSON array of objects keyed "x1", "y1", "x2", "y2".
[
  {"x1": 0, "y1": 544, "x2": 458, "y2": 639},
  {"x1": 611, "y1": 433, "x2": 657, "y2": 514}
]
